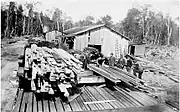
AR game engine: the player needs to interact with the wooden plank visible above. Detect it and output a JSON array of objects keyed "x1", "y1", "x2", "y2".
[
  {"x1": 69, "y1": 99, "x2": 82, "y2": 111},
  {"x1": 33, "y1": 93, "x2": 38, "y2": 112},
  {"x1": 49, "y1": 100, "x2": 56, "y2": 112},
  {"x1": 94, "y1": 87, "x2": 119, "y2": 109},
  {"x1": 12, "y1": 90, "x2": 24, "y2": 112},
  {"x1": 62, "y1": 102, "x2": 72, "y2": 112},
  {"x1": 84, "y1": 100, "x2": 116, "y2": 104},
  {"x1": 87, "y1": 65, "x2": 120, "y2": 84},
  {"x1": 74, "y1": 99, "x2": 84, "y2": 111},
  {"x1": 37, "y1": 99, "x2": 43, "y2": 112},
  {"x1": 113, "y1": 90, "x2": 136, "y2": 107},
  {"x1": 132, "y1": 91, "x2": 154, "y2": 106},
  {"x1": 130, "y1": 92, "x2": 150, "y2": 106},
  {"x1": 80, "y1": 88, "x2": 98, "y2": 110},
  {"x1": 114, "y1": 87, "x2": 143, "y2": 107},
  {"x1": 19, "y1": 92, "x2": 28, "y2": 112},
  {"x1": 133, "y1": 91, "x2": 157, "y2": 105},
  {"x1": 26, "y1": 92, "x2": 33, "y2": 112},
  {"x1": 104, "y1": 88, "x2": 129, "y2": 108},
  {"x1": 139, "y1": 92, "x2": 157, "y2": 105},
  {"x1": 101, "y1": 67, "x2": 121, "y2": 80},
  {"x1": 76, "y1": 95, "x2": 91, "y2": 111},
  {"x1": 102, "y1": 67, "x2": 134, "y2": 86},
  {"x1": 43, "y1": 100, "x2": 49, "y2": 112},
  {"x1": 55, "y1": 97, "x2": 64, "y2": 112},
  {"x1": 84, "y1": 87, "x2": 104, "y2": 110},
  {"x1": 99, "y1": 87, "x2": 126, "y2": 108},
  {"x1": 113, "y1": 87, "x2": 140, "y2": 107},
  {"x1": 64, "y1": 104, "x2": 176, "y2": 112},
  {"x1": 87, "y1": 86, "x2": 114, "y2": 109},
  {"x1": 166, "y1": 100, "x2": 179, "y2": 110},
  {"x1": 78, "y1": 76, "x2": 105, "y2": 84},
  {"x1": 114, "y1": 90, "x2": 138, "y2": 107}
]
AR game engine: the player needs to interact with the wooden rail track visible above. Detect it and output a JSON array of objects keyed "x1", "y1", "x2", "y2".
[{"x1": 11, "y1": 85, "x2": 176, "y2": 112}]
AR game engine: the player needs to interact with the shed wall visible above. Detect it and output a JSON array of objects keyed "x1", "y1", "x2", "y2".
[{"x1": 73, "y1": 27, "x2": 129, "y2": 58}]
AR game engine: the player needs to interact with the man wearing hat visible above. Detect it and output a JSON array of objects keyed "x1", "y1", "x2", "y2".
[
  {"x1": 133, "y1": 60, "x2": 143, "y2": 79},
  {"x1": 109, "y1": 53, "x2": 116, "y2": 66}
]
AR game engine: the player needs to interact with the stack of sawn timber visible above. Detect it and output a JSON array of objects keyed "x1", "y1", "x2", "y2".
[
  {"x1": 21, "y1": 43, "x2": 84, "y2": 94},
  {"x1": 88, "y1": 64, "x2": 145, "y2": 87},
  {"x1": 87, "y1": 64, "x2": 121, "y2": 84}
]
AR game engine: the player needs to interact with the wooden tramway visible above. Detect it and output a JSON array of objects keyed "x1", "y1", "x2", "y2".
[
  {"x1": 88, "y1": 64, "x2": 140, "y2": 86},
  {"x1": 13, "y1": 62, "x2": 177, "y2": 112},
  {"x1": 11, "y1": 85, "x2": 177, "y2": 112},
  {"x1": 88, "y1": 64, "x2": 151, "y2": 91},
  {"x1": 108, "y1": 66, "x2": 159, "y2": 91},
  {"x1": 87, "y1": 64, "x2": 121, "y2": 84}
]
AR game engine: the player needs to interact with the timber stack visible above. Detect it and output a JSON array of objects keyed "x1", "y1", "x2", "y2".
[
  {"x1": 18, "y1": 39, "x2": 84, "y2": 101},
  {"x1": 88, "y1": 64, "x2": 150, "y2": 92}
]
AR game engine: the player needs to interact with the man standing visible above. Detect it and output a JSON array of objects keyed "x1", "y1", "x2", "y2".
[
  {"x1": 43, "y1": 26, "x2": 49, "y2": 39},
  {"x1": 109, "y1": 53, "x2": 116, "y2": 66},
  {"x1": 133, "y1": 60, "x2": 143, "y2": 79},
  {"x1": 125, "y1": 55, "x2": 133, "y2": 73},
  {"x1": 116, "y1": 54, "x2": 126, "y2": 69}
]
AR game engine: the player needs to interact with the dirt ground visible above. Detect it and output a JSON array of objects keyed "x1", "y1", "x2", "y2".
[
  {"x1": 1, "y1": 39, "x2": 27, "y2": 112},
  {"x1": 1, "y1": 38, "x2": 179, "y2": 111},
  {"x1": 142, "y1": 46, "x2": 179, "y2": 109}
]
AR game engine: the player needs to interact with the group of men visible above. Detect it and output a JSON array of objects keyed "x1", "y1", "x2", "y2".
[{"x1": 97, "y1": 53, "x2": 143, "y2": 80}]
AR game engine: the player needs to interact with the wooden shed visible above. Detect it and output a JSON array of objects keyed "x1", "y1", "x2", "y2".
[
  {"x1": 128, "y1": 42, "x2": 146, "y2": 56},
  {"x1": 64, "y1": 24, "x2": 130, "y2": 58}
]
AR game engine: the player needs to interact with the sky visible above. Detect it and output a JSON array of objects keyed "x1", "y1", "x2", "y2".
[{"x1": 2, "y1": 0, "x2": 179, "y2": 23}]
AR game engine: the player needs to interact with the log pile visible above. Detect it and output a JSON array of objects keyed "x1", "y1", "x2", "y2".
[{"x1": 19, "y1": 41, "x2": 84, "y2": 102}]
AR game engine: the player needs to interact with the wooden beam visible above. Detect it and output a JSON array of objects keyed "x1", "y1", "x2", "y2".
[
  {"x1": 33, "y1": 93, "x2": 38, "y2": 112},
  {"x1": 26, "y1": 92, "x2": 33, "y2": 112},
  {"x1": 12, "y1": 90, "x2": 23, "y2": 112},
  {"x1": 72, "y1": 104, "x2": 176, "y2": 112},
  {"x1": 78, "y1": 76, "x2": 105, "y2": 84},
  {"x1": 87, "y1": 86, "x2": 114, "y2": 109},
  {"x1": 49, "y1": 100, "x2": 56, "y2": 112},
  {"x1": 87, "y1": 65, "x2": 120, "y2": 84},
  {"x1": 84, "y1": 100, "x2": 116, "y2": 105}
]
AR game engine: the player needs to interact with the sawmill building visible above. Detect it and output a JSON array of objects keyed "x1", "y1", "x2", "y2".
[{"x1": 64, "y1": 24, "x2": 130, "y2": 58}]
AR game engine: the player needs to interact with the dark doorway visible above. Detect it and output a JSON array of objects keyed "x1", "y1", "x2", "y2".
[
  {"x1": 129, "y1": 45, "x2": 135, "y2": 56},
  {"x1": 88, "y1": 44, "x2": 101, "y2": 52}
]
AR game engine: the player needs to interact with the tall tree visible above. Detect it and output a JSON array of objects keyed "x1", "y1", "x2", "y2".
[
  {"x1": 25, "y1": 3, "x2": 33, "y2": 35},
  {"x1": 100, "y1": 15, "x2": 113, "y2": 27},
  {"x1": 5, "y1": 2, "x2": 16, "y2": 38},
  {"x1": 74, "y1": 16, "x2": 95, "y2": 27},
  {"x1": 16, "y1": 4, "x2": 23, "y2": 36},
  {"x1": 84, "y1": 16, "x2": 95, "y2": 26},
  {"x1": 121, "y1": 8, "x2": 142, "y2": 42},
  {"x1": 64, "y1": 19, "x2": 73, "y2": 30},
  {"x1": 52, "y1": 8, "x2": 63, "y2": 31}
]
